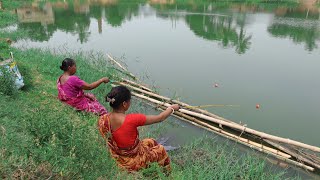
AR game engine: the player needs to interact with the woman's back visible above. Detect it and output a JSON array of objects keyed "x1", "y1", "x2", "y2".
[
  {"x1": 110, "y1": 114, "x2": 146, "y2": 148},
  {"x1": 58, "y1": 75, "x2": 84, "y2": 97}
]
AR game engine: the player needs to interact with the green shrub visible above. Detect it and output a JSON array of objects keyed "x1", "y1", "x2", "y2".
[
  {"x1": 0, "y1": 66, "x2": 17, "y2": 96},
  {"x1": 0, "y1": 41, "x2": 10, "y2": 50}
]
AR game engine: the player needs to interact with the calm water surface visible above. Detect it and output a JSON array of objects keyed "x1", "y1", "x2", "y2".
[{"x1": 12, "y1": 1, "x2": 320, "y2": 148}]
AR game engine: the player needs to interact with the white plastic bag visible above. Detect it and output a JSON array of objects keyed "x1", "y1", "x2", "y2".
[{"x1": 0, "y1": 53, "x2": 24, "y2": 89}]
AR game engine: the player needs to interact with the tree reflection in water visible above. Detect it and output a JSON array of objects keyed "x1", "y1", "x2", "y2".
[
  {"x1": 268, "y1": 8, "x2": 320, "y2": 51},
  {"x1": 185, "y1": 14, "x2": 252, "y2": 54},
  {"x1": 13, "y1": 0, "x2": 319, "y2": 53},
  {"x1": 268, "y1": 22, "x2": 319, "y2": 51}
]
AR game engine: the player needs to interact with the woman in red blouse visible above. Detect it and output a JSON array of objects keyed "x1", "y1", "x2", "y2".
[{"x1": 98, "y1": 85, "x2": 179, "y2": 172}]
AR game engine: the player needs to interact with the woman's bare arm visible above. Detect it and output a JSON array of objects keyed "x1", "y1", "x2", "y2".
[
  {"x1": 82, "y1": 77, "x2": 109, "y2": 90},
  {"x1": 144, "y1": 104, "x2": 180, "y2": 125}
]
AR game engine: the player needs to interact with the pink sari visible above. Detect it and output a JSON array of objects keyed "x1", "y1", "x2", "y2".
[{"x1": 57, "y1": 75, "x2": 107, "y2": 116}]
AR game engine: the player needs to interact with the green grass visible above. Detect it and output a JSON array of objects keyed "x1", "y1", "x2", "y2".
[
  {"x1": 0, "y1": 11, "x2": 17, "y2": 28},
  {"x1": 0, "y1": 49, "x2": 119, "y2": 179},
  {"x1": 0, "y1": 0, "x2": 304, "y2": 179},
  {"x1": 169, "y1": 137, "x2": 287, "y2": 180}
]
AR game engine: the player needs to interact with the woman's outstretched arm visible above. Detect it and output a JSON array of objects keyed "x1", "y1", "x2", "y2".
[
  {"x1": 82, "y1": 77, "x2": 109, "y2": 90},
  {"x1": 144, "y1": 104, "x2": 180, "y2": 125}
]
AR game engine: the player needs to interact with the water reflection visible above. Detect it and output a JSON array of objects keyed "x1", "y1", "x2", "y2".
[
  {"x1": 102, "y1": 3, "x2": 142, "y2": 27},
  {"x1": 15, "y1": 1, "x2": 143, "y2": 43},
  {"x1": 268, "y1": 1, "x2": 320, "y2": 51},
  {"x1": 186, "y1": 13, "x2": 252, "y2": 54},
  {"x1": 152, "y1": 1, "x2": 319, "y2": 53},
  {"x1": 151, "y1": 3, "x2": 253, "y2": 53},
  {"x1": 14, "y1": 0, "x2": 320, "y2": 52},
  {"x1": 16, "y1": 3, "x2": 54, "y2": 25}
]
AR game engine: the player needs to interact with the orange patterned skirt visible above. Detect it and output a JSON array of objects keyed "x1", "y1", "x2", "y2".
[{"x1": 98, "y1": 114, "x2": 170, "y2": 172}]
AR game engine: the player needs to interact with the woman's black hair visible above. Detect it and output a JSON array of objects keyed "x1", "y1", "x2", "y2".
[
  {"x1": 60, "y1": 58, "x2": 75, "y2": 71},
  {"x1": 106, "y1": 85, "x2": 131, "y2": 109}
]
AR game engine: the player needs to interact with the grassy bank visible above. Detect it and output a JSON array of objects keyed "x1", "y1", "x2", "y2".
[
  {"x1": 0, "y1": 47, "x2": 297, "y2": 179},
  {"x1": 0, "y1": 0, "x2": 301, "y2": 179}
]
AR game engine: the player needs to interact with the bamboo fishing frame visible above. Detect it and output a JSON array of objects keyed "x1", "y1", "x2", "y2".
[
  {"x1": 145, "y1": 102, "x2": 314, "y2": 172},
  {"x1": 116, "y1": 81, "x2": 320, "y2": 153},
  {"x1": 152, "y1": 104, "x2": 292, "y2": 159},
  {"x1": 172, "y1": 115, "x2": 315, "y2": 172}
]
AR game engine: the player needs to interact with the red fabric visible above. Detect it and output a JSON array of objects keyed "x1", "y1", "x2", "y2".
[{"x1": 112, "y1": 114, "x2": 146, "y2": 148}]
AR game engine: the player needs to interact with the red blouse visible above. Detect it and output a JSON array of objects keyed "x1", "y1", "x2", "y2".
[{"x1": 112, "y1": 114, "x2": 146, "y2": 148}]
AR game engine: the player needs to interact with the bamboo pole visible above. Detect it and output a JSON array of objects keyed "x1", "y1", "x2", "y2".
[
  {"x1": 289, "y1": 145, "x2": 320, "y2": 163},
  {"x1": 116, "y1": 81, "x2": 238, "y2": 125},
  {"x1": 132, "y1": 92, "x2": 320, "y2": 152},
  {"x1": 108, "y1": 67, "x2": 136, "y2": 79},
  {"x1": 266, "y1": 152, "x2": 314, "y2": 171},
  {"x1": 106, "y1": 53, "x2": 136, "y2": 79},
  {"x1": 150, "y1": 104, "x2": 314, "y2": 172},
  {"x1": 265, "y1": 140, "x2": 320, "y2": 170},
  {"x1": 107, "y1": 53, "x2": 128, "y2": 71},
  {"x1": 121, "y1": 78, "x2": 153, "y2": 92},
  {"x1": 294, "y1": 148, "x2": 320, "y2": 165}
]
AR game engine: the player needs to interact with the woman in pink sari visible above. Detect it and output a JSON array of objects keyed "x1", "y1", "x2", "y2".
[{"x1": 57, "y1": 58, "x2": 108, "y2": 116}]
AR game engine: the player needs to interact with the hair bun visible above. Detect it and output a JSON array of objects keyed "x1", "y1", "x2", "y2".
[{"x1": 60, "y1": 58, "x2": 75, "y2": 72}]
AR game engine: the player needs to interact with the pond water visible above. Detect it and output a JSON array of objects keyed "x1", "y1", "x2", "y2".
[{"x1": 12, "y1": 1, "x2": 319, "y2": 150}]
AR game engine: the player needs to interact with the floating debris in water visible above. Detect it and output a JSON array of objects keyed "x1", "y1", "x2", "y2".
[
  {"x1": 256, "y1": 104, "x2": 260, "y2": 109},
  {"x1": 213, "y1": 83, "x2": 219, "y2": 88}
]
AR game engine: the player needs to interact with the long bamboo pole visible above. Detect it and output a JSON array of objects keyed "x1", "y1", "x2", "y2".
[
  {"x1": 121, "y1": 78, "x2": 153, "y2": 92},
  {"x1": 265, "y1": 140, "x2": 320, "y2": 170},
  {"x1": 149, "y1": 103, "x2": 314, "y2": 172},
  {"x1": 131, "y1": 92, "x2": 320, "y2": 152},
  {"x1": 299, "y1": 152, "x2": 320, "y2": 164},
  {"x1": 292, "y1": 147, "x2": 320, "y2": 165},
  {"x1": 107, "y1": 53, "x2": 128, "y2": 71},
  {"x1": 107, "y1": 53, "x2": 136, "y2": 79}
]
